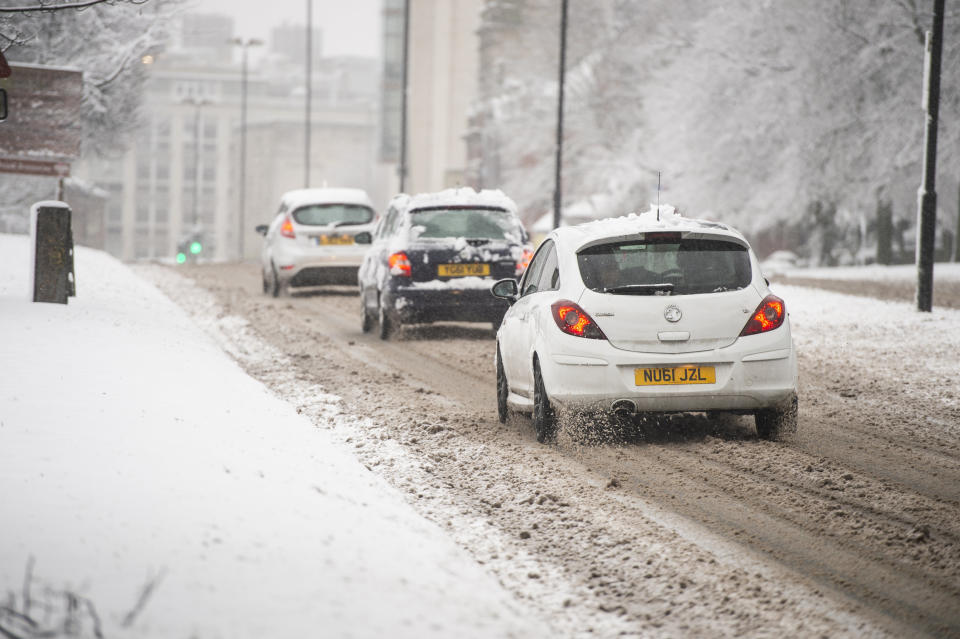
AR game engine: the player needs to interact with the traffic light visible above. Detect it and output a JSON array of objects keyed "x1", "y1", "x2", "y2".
[{"x1": 176, "y1": 232, "x2": 205, "y2": 264}]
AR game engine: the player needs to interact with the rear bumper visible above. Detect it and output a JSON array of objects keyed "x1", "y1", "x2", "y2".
[
  {"x1": 385, "y1": 284, "x2": 507, "y2": 323},
  {"x1": 274, "y1": 250, "x2": 366, "y2": 287},
  {"x1": 539, "y1": 329, "x2": 798, "y2": 413},
  {"x1": 288, "y1": 266, "x2": 359, "y2": 287}
]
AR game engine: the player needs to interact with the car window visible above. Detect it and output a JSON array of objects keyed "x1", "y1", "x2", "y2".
[
  {"x1": 407, "y1": 207, "x2": 524, "y2": 241},
  {"x1": 292, "y1": 204, "x2": 373, "y2": 226},
  {"x1": 535, "y1": 244, "x2": 559, "y2": 292},
  {"x1": 577, "y1": 238, "x2": 751, "y2": 295},
  {"x1": 520, "y1": 239, "x2": 553, "y2": 297},
  {"x1": 386, "y1": 208, "x2": 404, "y2": 237}
]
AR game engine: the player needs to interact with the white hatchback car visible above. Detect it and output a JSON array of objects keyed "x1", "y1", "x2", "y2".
[
  {"x1": 492, "y1": 205, "x2": 798, "y2": 443},
  {"x1": 255, "y1": 188, "x2": 376, "y2": 296}
]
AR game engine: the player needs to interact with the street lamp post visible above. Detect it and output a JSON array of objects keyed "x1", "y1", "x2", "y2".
[
  {"x1": 553, "y1": 0, "x2": 569, "y2": 230},
  {"x1": 231, "y1": 37, "x2": 263, "y2": 262},
  {"x1": 399, "y1": 0, "x2": 410, "y2": 193},
  {"x1": 305, "y1": 0, "x2": 313, "y2": 188},
  {"x1": 916, "y1": 0, "x2": 945, "y2": 312},
  {"x1": 184, "y1": 97, "x2": 210, "y2": 229}
]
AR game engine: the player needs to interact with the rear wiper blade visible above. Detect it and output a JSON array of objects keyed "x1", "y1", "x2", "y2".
[
  {"x1": 333, "y1": 220, "x2": 361, "y2": 228},
  {"x1": 602, "y1": 283, "x2": 675, "y2": 295}
]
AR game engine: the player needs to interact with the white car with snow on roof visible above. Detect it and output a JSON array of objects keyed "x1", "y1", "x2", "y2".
[
  {"x1": 255, "y1": 188, "x2": 376, "y2": 296},
  {"x1": 358, "y1": 188, "x2": 533, "y2": 339},
  {"x1": 491, "y1": 205, "x2": 799, "y2": 442}
]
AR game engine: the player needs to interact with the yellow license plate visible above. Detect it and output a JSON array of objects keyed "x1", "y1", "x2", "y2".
[
  {"x1": 437, "y1": 263, "x2": 490, "y2": 277},
  {"x1": 316, "y1": 235, "x2": 354, "y2": 246},
  {"x1": 635, "y1": 366, "x2": 716, "y2": 386}
]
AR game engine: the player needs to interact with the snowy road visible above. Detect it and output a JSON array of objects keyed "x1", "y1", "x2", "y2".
[{"x1": 141, "y1": 262, "x2": 960, "y2": 638}]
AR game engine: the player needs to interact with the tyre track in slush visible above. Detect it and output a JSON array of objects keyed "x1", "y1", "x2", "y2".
[{"x1": 166, "y1": 264, "x2": 959, "y2": 638}]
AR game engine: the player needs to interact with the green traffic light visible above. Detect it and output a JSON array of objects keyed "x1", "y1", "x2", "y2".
[
  {"x1": 176, "y1": 252, "x2": 186, "y2": 264},
  {"x1": 189, "y1": 241, "x2": 202, "y2": 255}
]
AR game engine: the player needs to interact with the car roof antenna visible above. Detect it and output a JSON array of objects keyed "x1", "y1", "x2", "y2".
[{"x1": 656, "y1": 171, "x2": 661, "y2": 221}]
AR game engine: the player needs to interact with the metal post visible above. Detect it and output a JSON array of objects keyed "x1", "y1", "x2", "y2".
[
  {"x1": 239, "y1": 44, "x2": 248, "y2": 261},
  {"x1": 193, "y1": 101, "x2": 202, "y2": 227},
  {"x1": 305, "y1": 0, "x2": 313, "y2": 188},
  {"x1": 552, "y1": 0, "x2": 569, "y2": 230},
  {"x1": 398, "y1": 0, "x2": 410, "y2": 193},
  {"x1": 916, "y1": 0, "x2": 945, "y2": 312},
  {"x1": 954, "y1": 182, "x2": 960, "y2": 262}
]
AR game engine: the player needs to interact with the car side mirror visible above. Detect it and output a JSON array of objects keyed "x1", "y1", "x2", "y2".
[
  {"x1": 491, "y1": 278, "x2": 518, "y2": 304},
  {"x1": 255, "y1": 224, "x2": 268, "y2": 236},
  {"x1": 354, "y1": 231, "x2": 372, "y2": 244}
]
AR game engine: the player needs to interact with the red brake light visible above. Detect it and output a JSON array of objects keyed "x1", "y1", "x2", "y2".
[
  {"x1": 388, "y1": 252, "x2": 412, "y2": 276},
  {"x1": 550, "y1": 300, "x2": 607, "y2": 340},
  {"x1": 280, "y1": 216, "x2": 296, "y2": 239},
  {"x1": 516, "y1": 246, "x2": 534, "y2": 277},
  {"x1": 740, "y1": 295, "x2": 786, "y2": 336}
]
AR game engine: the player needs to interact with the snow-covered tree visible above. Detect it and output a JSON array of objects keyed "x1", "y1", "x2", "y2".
[
  {"x1": 2, "y1": 0, "x2": 183, "y2": 158},
  {"x1": 471, "y1": 0, "x2": 960, "y2": 262}
]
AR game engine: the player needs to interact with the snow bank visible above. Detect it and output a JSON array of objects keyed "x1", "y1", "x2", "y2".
[
  {"x1": 784, "y1": 262, "x2": 960, "y2": 283},
  {"x1": 0, "y1": 234, "x2": 544, "y2": 638}
]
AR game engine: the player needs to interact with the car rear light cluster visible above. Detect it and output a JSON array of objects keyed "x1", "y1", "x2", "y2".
[
  {"x1": 515, "y1": 246, "x2": 534, "y2": 277},
  {"x1": 740, "y1": 295, "x2": 786, "y2": 336},
  {"x1": 551, "y1": 300, "x2": 607, "y2": 339},
  {"x1": 389, "y1": 252, "x2": 412, "y2": 277},
  {"x1": 280, "y1": 216, "x2": 296, "y2": 239}
]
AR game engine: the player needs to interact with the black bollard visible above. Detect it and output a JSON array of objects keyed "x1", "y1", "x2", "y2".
[{"x1": 31, "y1": 201, "x2": 74, "y2": 304}]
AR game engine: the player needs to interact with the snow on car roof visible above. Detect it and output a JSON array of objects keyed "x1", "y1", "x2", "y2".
[
  {"x1": 557, "y1": 204, "x2": 748, "y2": 250},
  {"x1": 391, "y1": 187, "x2": 519, "y2": 215},
  {"x1": 280, "y1": 188, "x2": 373, "y2": 209}
]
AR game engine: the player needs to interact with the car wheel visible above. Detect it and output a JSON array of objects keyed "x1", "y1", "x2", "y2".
[
  {"x1": 496, "y1": 346, "x2": 509, "y2": 424},
  {"x1": 491, "y1": 310, "x2": 506, "y2": 332},
  {"x1": 262, "y1": 269, "x2": 269, "y2": 294},
  {"x1": 532, "y1": 358, "x2": 556, "y2": 443},
  {"x1": 270, "y1": 264, "x2": 281, "y2": 298},
  {"x1": 755, "y1": 394, "x2": 798, "y2": 441},
  {"x1": 378, "y1": 297, "x2": 395, "y2": 340},
  {"x1": 360, "y1": 290, "x2": 374, "y2": 333}
]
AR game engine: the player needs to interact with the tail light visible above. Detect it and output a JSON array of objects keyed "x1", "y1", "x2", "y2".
[
  {"x1": 740, "y1": 295, "x2": 786, "y2": 336},
  {"x1": 280, "y1": 216, "x2": 296, "y2": 239},
  {"x1": 515, "y1": 246, "x2": 534, "y2": 277},
  {"x1": 388, "y1": 252, "x2": 412, "y2": 277},
  {"x1": 550, "y1": 300, "x2": 607, "y2": 339}
]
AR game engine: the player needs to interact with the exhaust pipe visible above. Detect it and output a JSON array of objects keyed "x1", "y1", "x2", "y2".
[{"x1": 611, "y1": 399, "x2": 637, "y2": 418}]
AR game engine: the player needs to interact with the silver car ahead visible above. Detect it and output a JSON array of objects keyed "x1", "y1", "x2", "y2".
[{"x1": 256, "y1": 188, "x2": 375, "y2": 296}]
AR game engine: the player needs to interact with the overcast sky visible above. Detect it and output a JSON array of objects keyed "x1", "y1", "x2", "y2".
[{"x1": 188, "y1": 0, "x2": 382, "y2": 58}]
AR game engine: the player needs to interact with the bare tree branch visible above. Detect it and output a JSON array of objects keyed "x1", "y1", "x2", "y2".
[
  {"x1": 120, "y1": 568, "x2": 165, "y2": 629},
  {"x1": 0, "y1": 0, "x2": 149, "y2": 13}
]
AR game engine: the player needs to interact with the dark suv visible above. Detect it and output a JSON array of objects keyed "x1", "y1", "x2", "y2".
[{"x1": 358, "y1": 188, "x2": 532, "y2": 339}]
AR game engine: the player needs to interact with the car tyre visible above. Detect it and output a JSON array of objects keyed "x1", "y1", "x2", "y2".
[
  {"x1": 378, "y1": 297, "x2": 395, "y2": 340},
  {"x1": 532, "y1": 359, "x2": 556, "y2": 443},
  {"x1": 270, "y1": 264, "x2": 281, "y2": 298},
  {"x1": 496, "y1": 346, "x2": 509, "y2": 424},
  {"x1": 262, "y1": 269, "x2": 269, "y2": 294},
  {"x1": 755, "y1": 394, "x2": 798, "y2": 441},
  {"x1": 360, "y1": 291, "x2": 375, "y2": 334}
]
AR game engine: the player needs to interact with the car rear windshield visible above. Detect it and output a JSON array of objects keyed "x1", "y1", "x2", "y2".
[
  {"x1": 577, "y1": 238, "x2": 751, "y2": 295},
  {"x1": 292, "y1": 204, "x2": 373, "y2": 226},
  {"x1": 409, "y1": 207, "x2": 523, "y2": 241}
]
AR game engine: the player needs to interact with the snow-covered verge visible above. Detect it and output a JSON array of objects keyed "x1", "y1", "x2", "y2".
[
  {"x1": 775, "y1": 262, "x2": 960, "y2": 283},
  {"x1": 0, "y1": 234, "x2": 547, "y2": 639}
]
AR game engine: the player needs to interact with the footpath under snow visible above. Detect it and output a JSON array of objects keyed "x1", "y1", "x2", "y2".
[{"x1": 0, "y1": 234, "x2": 546, "y2": 639}]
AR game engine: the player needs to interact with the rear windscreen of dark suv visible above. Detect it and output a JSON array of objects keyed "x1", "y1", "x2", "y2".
[
  {"x1": 578, "y1": 238, "x2": 752, "y2": 295},
  {"x1": 293, "y1": 204, "x2": 374, "y2": 226},
  {"x1": 409, "y1": 207, "x2": 524, "y2": 241}
]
